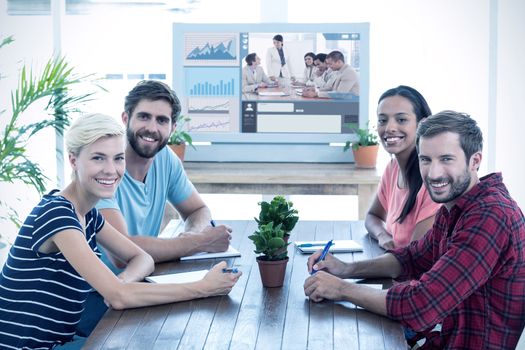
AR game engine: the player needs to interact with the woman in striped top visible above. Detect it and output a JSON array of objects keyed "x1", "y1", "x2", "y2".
[{"x1": 0, "y1": 113, "x2": 241, "y2": 349}]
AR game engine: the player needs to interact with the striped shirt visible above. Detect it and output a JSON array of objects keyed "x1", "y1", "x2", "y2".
[
  {"x1": 0, "y1": 191, "x2": 104, "y2": 349},
  {"x1": 386, "y1": 173, "x2": 525, "y2": 349}
]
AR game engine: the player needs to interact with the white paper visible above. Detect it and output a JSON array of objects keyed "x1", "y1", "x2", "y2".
[
  {"x1": 258, "y1": 91, "x2": 287, "y2": 96},
  {"x1": 145, "y1": 269, "x2": 208, "y2": 284},
  {"x1": 339, "y1": 282, "x2": 383, "y2": 309},
  {"x1": 180, "y1": 245, "x2": 241, "y2": 261},
  {"x1": 294, "y1": 240, "x2": 363, "y2": 254},
  {"x1": 160, "y1": 220, "x2": 242, "y2": 261}
]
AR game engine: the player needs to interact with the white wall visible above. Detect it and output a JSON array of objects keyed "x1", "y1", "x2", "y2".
[
  {"x1": 289, "y1": 0, "x2": 524, "y2": 208},
  {"x1": 1, "y1": 0, "x2": 524, "y2": 239},
  {"x1": 495, "y1": 0, "x2": 525, "y2": 207}
]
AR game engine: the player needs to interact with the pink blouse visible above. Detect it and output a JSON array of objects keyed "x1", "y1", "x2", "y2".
[{"x1": 377, "y1": 159, "x2": 441, "y2": 247}]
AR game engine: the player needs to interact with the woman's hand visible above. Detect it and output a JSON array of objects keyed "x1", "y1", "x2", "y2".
[{"x1": 200, "y1": 261, "x2": 242, "y2": 297}]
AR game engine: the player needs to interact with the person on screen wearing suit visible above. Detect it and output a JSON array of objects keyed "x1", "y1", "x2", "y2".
[
  {"x1": 301, "y1": 52, "x2": 317, "y2": 85},
  {"x1": 266, "y1": 34, "x2": 295, "y2": 82},
  {"x1": 302, "y1": 50, "x2": 360, "y2": 98},
  {"x1": 242, "y1": 53, "x2": 273, "y2": 93},
  {"x1": 312, "y1": 53, "x2": 333, "y2": 90}
]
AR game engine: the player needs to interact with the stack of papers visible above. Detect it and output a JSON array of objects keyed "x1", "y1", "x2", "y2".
[
  {"x1": 146, "y1": 269, "x2": 208, "y2": 284},
  {"x1": 294, "y1": 240, "x2": 363, "y2": 254}
]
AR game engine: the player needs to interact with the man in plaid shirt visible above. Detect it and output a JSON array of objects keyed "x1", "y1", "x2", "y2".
[{"x1": 304, "y1": 111, "x2": 525, "y2": 349}]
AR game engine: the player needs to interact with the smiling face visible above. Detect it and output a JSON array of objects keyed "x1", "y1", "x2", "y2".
[
  {"x1": 377, "y1": 95, "x2": 418, "y2": 161},
  {"x1": 304, "y1": 55, "x2": 314, "y2": 66},
  {"x1": 70, "y1": 135, "x2": 126, "y2": 200},
  {"x1": 418, "y1": 132, "x2": 481, "y2": 209},
  {"x1": 314, "y1": 59, "x2": 327, "y2": 72},
  {"x1": 124, "y1": 99, "x2": 173, "y2": 159}
]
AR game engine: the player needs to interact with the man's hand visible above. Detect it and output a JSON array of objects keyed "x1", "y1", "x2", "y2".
[
  {"x1": 304, "y1": 270, "x2": 347, "y2": 302},
  {"x1": 306, "y1": 250, "x2": 348, "y2": 277},
  {"x1": 179, "y1": 224, "x2": 232, "y2": 253},
  {"x1": 302, "y1": 87, "x2": 318, "y2": 98}
]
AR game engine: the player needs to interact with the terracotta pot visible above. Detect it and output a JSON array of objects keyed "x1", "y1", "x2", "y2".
[
  {"x1": 169, "y1": 143, "x2": 186, "y2": 161},
  {"x1": 352, "y1": 144, "x2": 379, "y2": 168},
  {"x1": 256, "y1": 256, "x2": 289, "y2": 288}
]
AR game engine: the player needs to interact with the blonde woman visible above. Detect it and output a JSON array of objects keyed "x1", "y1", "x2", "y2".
[{"x1": 0, "y1": 113, "x2": 240, "y2": 349}]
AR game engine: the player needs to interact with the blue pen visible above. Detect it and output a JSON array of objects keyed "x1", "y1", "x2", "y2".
[
  {"x1": 311, "y1": 239, "x2": 333, "y2": 275},
  {"x1": 222, "y1": 267, "x2": 238, "y2": 273},
  {"x1": 210, "y1": 220, "x2": 216, "y2": 227},
  {"x1": 298, "y1": 242, "x2": 335, "y2": 248}
]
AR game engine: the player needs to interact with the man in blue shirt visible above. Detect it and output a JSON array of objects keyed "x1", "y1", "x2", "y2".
[
  {"x1": 78, "y1": 80, "x2": 231, "y2": 337},
  {"x1": 98, "y1": 80, "x2": 231, "y2": 263}
]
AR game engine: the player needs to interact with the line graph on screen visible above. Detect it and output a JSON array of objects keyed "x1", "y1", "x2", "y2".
[
  {"x1": 186, "y1": 97, "x2": 238, "y2": 132},
  {"x1": 184, "y1": 33, "x2": 239, "y2": 66}
]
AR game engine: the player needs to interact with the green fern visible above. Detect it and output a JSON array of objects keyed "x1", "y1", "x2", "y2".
[{"x1": 0, "y1": 36, "x2": 100, "y2": 230}]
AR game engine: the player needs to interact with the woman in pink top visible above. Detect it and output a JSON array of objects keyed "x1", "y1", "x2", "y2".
[{"x1": 365, "y1": 86, "x2": 441, "y2": 249}]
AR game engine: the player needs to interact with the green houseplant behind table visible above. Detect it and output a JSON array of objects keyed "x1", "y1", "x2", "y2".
[
  {"x1": 168, "y1": 114, "x2": 195, "y2": 161},
  {"x1": 248, "y1": 222, "x2": 289, "y2": 288},
  {"x1": 343, "y1": 123, "x2": 379, "y2": 168}
]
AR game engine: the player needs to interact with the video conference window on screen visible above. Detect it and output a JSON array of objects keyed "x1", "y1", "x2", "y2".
[{"x1": 179, "y1": 30, "x2": 362, "y2": 136}]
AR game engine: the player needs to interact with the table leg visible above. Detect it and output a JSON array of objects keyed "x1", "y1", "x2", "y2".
[{"x1": 357, "y1": 184, "x2": 378, "y2": 220}]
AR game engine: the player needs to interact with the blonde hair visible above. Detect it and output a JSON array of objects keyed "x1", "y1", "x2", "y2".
[{"x1": 65, "y1": 113, "x2": 125, "y2": 156}]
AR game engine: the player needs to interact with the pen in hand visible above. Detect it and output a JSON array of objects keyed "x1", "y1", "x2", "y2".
[
  {"x1": 210, "y1": 220, "x2": 216, "y2": 227},
  {"x1": 311, "y1": 239, "x2": 333, "y2": 275},
  {"x1": 222, "y1": 267, "x2": 239, "y2": 273}
]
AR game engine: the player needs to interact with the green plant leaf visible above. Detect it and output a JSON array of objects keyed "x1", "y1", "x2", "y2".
[
  {"x1": 0, "y1": 41, "x2": 102, "y2": 239},
  {"x1": 342, "y1": 121, "x2": 379, "y2": 152}
]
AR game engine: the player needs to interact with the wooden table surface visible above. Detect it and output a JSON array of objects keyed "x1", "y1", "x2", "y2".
[
  {"x1": 183, "y1": 163, "x2": 381, "y2": 220},
  {"x1": 83, "y1": 220, "x2": 406, "y2": 350}
]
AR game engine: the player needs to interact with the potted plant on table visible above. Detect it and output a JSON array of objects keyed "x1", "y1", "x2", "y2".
[
  {"x1": 343, "y1": 122, "x2": 379, "y2": 168},
  {"x1": 255, "y1": 195, "x2": 299, "y2": 243},
  {"x1": 248, "y1": 222, "x2": 289, "y2": 287},
  {"x1": 168, "y1": 114, "x2": 195, "y2": 161}
]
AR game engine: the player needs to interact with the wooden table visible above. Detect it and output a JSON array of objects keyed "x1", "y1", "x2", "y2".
[
  {"x1": 84, "y1": 220, "x2": 406, "y2": 350},
  {"x1": 183, "y1": 162, "x2": 381, "y2": 220}
]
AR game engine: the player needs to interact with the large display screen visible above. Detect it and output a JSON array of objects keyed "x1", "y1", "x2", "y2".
[{"x1": 173, "y1": 23, "x2": 369, "y2": 162}]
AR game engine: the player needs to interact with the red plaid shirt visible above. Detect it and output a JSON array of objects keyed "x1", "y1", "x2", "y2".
[{"x1": 386, "y1": 173, "x2": 525, "y2": 349}]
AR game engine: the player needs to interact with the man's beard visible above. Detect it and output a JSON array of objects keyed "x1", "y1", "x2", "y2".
[
  {"x1": 127, "y1": 128, "x2": 168, "y2": 159},
  {"x1": 424, "y1": 167, "x2": 471, "y2": 204}
]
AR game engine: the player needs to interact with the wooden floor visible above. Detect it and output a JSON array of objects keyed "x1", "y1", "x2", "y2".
[{"x1": 83, "y1": 220, "x2": 406, "y2": 350}]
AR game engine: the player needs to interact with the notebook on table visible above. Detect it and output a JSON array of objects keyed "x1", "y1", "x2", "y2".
[
  {"x1": 294, "y1": 240, "x2": 363, "y2": 254},
  {"x1": 160, "y1": 219, "x2": 241, "y2": 261},
  {"x1": 145, "y1": 269, "x2": 208, "y2": 284},
  {"x1": 180, "y1": 246, "x2": 241, "y2": 261}
]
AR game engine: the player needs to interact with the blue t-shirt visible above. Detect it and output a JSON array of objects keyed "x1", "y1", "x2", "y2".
[
  {"x1": 0, "y1": 191, "x2": 104, "y2": 349},
  {"x1": 96, "y1": 146, "x2": 194, "y2": 237}
]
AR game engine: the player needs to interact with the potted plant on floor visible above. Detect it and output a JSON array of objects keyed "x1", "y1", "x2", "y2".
[
  {"x1": 248, "y1": 222, "x2": 289, "y2": 287},
  {"x1": 168, "y1": 114, "x2": 195, "y2": 161},
  {"x1": 255, "y1": 195, "x2": 299, "y2": 243},
  {"x1": 343, "y1": 122, "x2": 379, "y2": 168}
]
